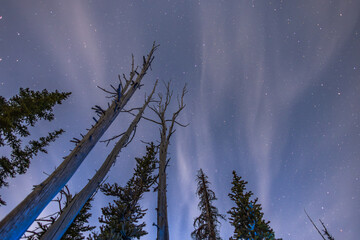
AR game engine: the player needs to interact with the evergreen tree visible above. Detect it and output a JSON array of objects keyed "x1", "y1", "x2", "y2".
[
  {"x1": 22, "y1": 186, "x2": 95, "y2": 240},
  {"x1": 91, "y1": 143, "x2": 158, "y2": 240},
  {"x1": 191, "y1": 169, "x2": 225, "y2": 240},
  {"x1": 228, "y1": 171, "x2": 281, "y2": 240},
  {"x1": 0, "y1": 88, "x2": 70, "y2": 206}
]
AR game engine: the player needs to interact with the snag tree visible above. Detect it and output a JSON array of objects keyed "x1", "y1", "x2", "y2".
[
  {"x1": 144, "y1": 81, "x2": 187, "y2": 240},
  {"x1": 0, "y1": 43, "x2": 158, "y2": 240},
  {"x1": 191, "y1": 169, "x2": 225, "y2": 240},
  {"x1": 40, "y1": 81, "x2": 158, "y2": 240}
]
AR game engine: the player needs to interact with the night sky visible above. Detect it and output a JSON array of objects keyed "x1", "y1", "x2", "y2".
[{"x1": 1, "y1": 1, "x2": 360, "y2": 239}]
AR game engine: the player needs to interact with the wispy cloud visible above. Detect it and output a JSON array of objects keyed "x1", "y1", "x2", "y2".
[
  {"x1": 16, "y1": 1, "x2": 106, "y2": 105},
  {"x1": 197, "y1": 1, "x2": 359, "y2": 214}
]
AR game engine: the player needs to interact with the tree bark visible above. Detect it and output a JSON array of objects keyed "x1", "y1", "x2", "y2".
[
  {"x1": 40, "y1": 81, "x2": 157, "y2": 240},
  {"x1": 151, "y1": 82, "x2": 186, "y2": 240},
  {"x1": 0, "y1": 44, "x2": 158, "y2": 240},
  {"x1": 157, "y1": 131, "x2": 170, "y2": 240}
]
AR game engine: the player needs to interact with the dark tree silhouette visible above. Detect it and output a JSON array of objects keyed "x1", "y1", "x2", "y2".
[
  {"x1": 22, "y1": 185, "x2": 94, "y2": 240},
  {"x1": 90, "y1": 142, "x2": 158, "y2": 239},
  {"x1": 0, "y1": 88, "x2": 70, "y2": 206},
  {"x1": 228, "y1": 171, "x2": 281, "y2": 240},
  {"x1": 304, "y1": 210, "x2": 335, "y2": 240},
  {"x1": 191, "y1": 169, "x2": 225, "y2": 240},
  {"x1": 0, "y1": 43, "x2": 158, "y2": 240}
]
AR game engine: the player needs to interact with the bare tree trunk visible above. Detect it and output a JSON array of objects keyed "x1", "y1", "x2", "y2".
[
  {"x1": 40, "y1": 81, "x2": 157, "y2": 240},
  {"x1": 145, "y1": 82, "x2": 187, "y2": 240},
  {"x1": 0, "y1": 44, "x2": 158, "y2": 240},
  {"x1": 157, "y1": 132, "x2": 170, "y2": 240}
]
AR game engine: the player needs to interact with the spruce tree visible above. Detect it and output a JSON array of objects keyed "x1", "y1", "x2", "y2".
[
  {"x1": 22, "y1": 186, "x2": 95, "y2": 240},
  {"x1": 0, "y1": 88, "x2": 70, "y2": 206},
  {"x1": 191, "y1": 169, "x2": 225, "y2": 240},
  {"x1": 91, "y1": 143, "x2": 158, "y2": 240},
  {"x1": 228, "y1": 171, "x2": 281, "y2": 240}
]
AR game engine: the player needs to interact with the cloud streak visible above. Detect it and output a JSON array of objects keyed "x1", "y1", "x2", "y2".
[{"x1": 197, "y1": 0, "x2": 360, "y2": 222}]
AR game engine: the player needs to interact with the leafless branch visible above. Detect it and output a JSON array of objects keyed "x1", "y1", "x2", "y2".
[
  {"x1": 166, "y1": 83, "x2": 187, "y2": 143},
  {"x1": 148, "y1": 104, "x2": 163, "y2": 121},
  {"x1": 124, "y1": 108, "x2": 162, "y2": 125},
  {"x1": 91, "y1": 105, "x2": 106, "y2": 116},
  {"x1": 100, "y1": 79, "x2": 159, "y2": 146},
  {"x1": 153, "y1": 222, "x2": 160, "y2": 230},
  {"x1": 24, "y1": 185, "x2": 73, "y2": 238},
  {"x1": 121, "y1": 107, "x2": 143, "y2": 113},
  {"x1": 165, "y1": 158, "x2": 171, "y2": 171},
  {"x1": 118, "y1": 74, "x2": 123, "y2": 91},
  {"x1": 165, "y1": 119, "x2": 189, "y2": 127},
  {"x1": 124, "y1": 125, "x2": 137, "y2": 148},
  {"x1": 97, "y1": 85, "x2": 116, "y2": 96},
  {"x1": 100, "y1": 132, "x2": 126, "y2": 147},
  {"x1": 34, "y1": 212, "x2": 59, "y2": 222},
  {"x1": 96, "y1": 42, "x2": 158, "y2": 104}
]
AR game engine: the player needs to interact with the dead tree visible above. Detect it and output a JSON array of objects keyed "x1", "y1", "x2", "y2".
[
  {"x1": 142, "y1": 81, "x2": 187, "y2": 240},
  {"x1": 40, "y1": 81, "x2": 157, "y2": 240},
  {"x1": 191, "y1": 169, "x2": 224, "y2": 240},
  {"x1": 0, "y1": 43, "x2": 158, "y2": 240}
]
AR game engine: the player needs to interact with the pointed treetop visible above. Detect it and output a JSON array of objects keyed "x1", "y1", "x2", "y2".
[
  {"x1": 192, "y1": 168, "x2": 225, "y2": 240},
  {"x1": 228, "y1": 171, "x2": 281, "y2": 240}
]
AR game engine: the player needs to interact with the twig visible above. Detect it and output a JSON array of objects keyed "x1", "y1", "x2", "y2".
[
  {"x1": 100, "y1": 132, "x2": 126, "y2": 147},
  {"x1": 124, "y1": 125, "x2": 137, "y2": 148}
]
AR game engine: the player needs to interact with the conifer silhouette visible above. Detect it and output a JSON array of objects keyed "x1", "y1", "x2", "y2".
[
  {"x1": 0, "y1": 88, "x2": 70, "y2": 206},
  {"x1": 228, "y1": 171, "x2": 281, "y2": 240},
  {"x1": 191, "y1": 169, "x2": 224, "y2": 240}
]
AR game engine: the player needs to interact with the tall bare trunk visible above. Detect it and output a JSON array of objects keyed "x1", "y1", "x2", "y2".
[
  {"x1": 41, "y1": 82, "x2": 157, "y2": 240},
  {"x1": 0, "y1": 44, "x2": 158, "y2": 240},
  {"x1": 157, "y1": 133, "x2": 170, "y2": 240},
  {"x1": 147, "y1": 82, "x2": 187, "y2": 240}
]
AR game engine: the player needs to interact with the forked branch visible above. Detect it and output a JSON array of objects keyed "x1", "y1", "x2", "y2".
[{"x1": 147, "y1": 81, "x2": 188, "y2": 138}]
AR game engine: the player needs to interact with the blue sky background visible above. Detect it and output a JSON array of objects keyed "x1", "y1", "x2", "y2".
[{"x1": 1, "y1": 1, "x2": 360, "y2": 239}]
